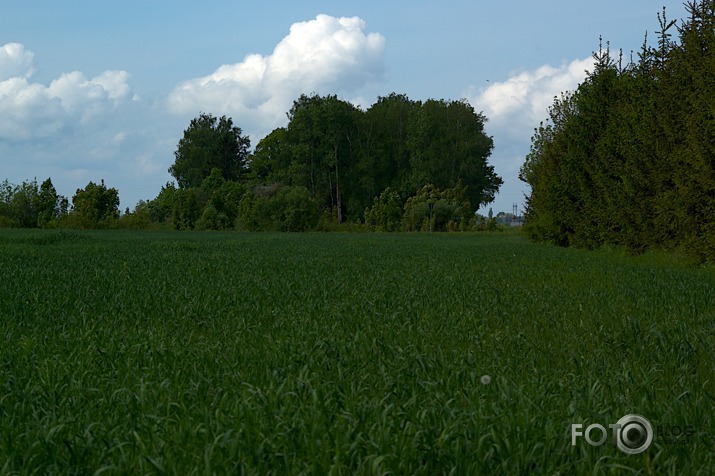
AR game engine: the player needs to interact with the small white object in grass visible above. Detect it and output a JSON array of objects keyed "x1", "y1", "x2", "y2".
[{"x1": 480, "y1": 375, "x2": 491, "y2": 385}]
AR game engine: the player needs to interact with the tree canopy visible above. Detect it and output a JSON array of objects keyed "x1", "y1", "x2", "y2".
[
  {"x1": 521, "y1": 0, "x2": 715, "y2": 261},
  {"x1": 169, "y1": 113, "x2": 251, "y2": 189},
  {"x1": 0, "y1": 178, "x2": 68, "y2": 228},
  {"x1": 2, "y1": 92, "x2": 502, "y2": 232},
  {"x1": 250, "y1": 92, "x2": 500, "y2": 222},
  {"x1": 71, "y1": 180, "x2": 120, "y2": 229}
]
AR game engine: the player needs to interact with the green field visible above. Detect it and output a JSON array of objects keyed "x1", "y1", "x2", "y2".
[{"x1": 0, "y1": 230, "x2": 713, "y2": 474}]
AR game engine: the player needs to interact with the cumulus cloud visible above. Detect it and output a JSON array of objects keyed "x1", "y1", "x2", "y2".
[
  {"x1": 465, "y1": 58, "x2": 596, "y2": 213},
  {"x1": 0, "y1": 43, "x2": 132, "y2": 141},
  {"x1": 466, "y1": 57, "x2": 594, "y2": 136},
  {"x1": 0, "y1": 43, "x2": 35, "y2": 81},
  {"x1": 168, "y1": 14, "x2": 386, "y2": 138}
]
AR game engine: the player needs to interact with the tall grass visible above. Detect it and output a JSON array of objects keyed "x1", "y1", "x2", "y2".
[{"x1": 0, "y1": 230, "x2": 713, "y2": 474}]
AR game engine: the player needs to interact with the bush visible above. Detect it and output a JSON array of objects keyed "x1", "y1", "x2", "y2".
[
  {"x1": 71, "y1": 180, "x2": 120, "y2": 229},
  {"x1": 196, "y1": 204, "x2": 230, "y2": 231},
  {"x1": 172, "y1": 189, "x2": 200, "y2": 230},
  {"x1": 237, "y1": 185, "x2": 318, "y2": 232},
  {"x1": 364, "y1": 188, "x2": 403, "y2": 232},
  {"x1": 403, "y1": 183, "x2": 472, "y2": 232},
  {"x1": 116, "y1": 201, "x2": 151, "y2": 230},
  {"x1": 147, "y1": 182, "x2": 177, "y2": 224},
  {"x1": 473, "y1": 215, "x2": 499, "y2": 231},
  {"x1": 211, "y1": 180, "x2": 246, "y2": 225},
  {"x1": 276, "y1": 186, "x2": 319, "y2": 232}
]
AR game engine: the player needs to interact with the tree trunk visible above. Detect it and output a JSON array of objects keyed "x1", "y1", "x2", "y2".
[{"x1": 334, "y1": 144, "x2": 342, "y2": 223}]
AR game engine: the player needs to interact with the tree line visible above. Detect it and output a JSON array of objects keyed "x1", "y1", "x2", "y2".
[
  {"x1": 0, "y1": 178, "x2": 119, "y2": 230},
  {"x1": 1, "y1": 92, "x2": 503, "y2": 232},
  {"x1": 161, "y1": 93, "x2": 501, "y2": 232},
  {"x1": 521, "y1": 0, "x2": 715, "y2": 261}
]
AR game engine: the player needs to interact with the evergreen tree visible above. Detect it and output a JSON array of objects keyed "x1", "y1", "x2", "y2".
[{"x1": 521, "y1": 1, "x2": 715, "y2": 261}]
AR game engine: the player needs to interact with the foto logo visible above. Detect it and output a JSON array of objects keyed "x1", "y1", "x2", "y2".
[{"x1": 571, "y1": 414, "x2": 653, "y2": 455}]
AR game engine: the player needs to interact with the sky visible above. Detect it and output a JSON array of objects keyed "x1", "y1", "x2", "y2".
[{"x1": 0, "y1": 1, "x2": 687, "y2": 216}]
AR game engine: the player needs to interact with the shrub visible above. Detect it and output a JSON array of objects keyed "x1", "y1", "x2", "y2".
[
  {"x1": 237, "y1": 185, "x2": 318, "y2": 231},
  {"x1": 276, "y1": 186, "x2": 319, "y2": 232},
  {"x1": 172, "y1": 189, "x2": 200, "y2": 230},
  {"x1": 71, "y1": 180, "x2": 120, "y2": 229},
  {"x1": 403, "y1": 183, "x2": 472, "y2": 232},
  {"x1": 364, "y1": 188, "x2": 403, "y2": 232},
  {"x1": 196, "y1": 204, "x2": 229, "y2": 231}
]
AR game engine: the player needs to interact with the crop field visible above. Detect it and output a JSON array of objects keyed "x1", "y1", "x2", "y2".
[{"x1": 0, "y1": 229, "x2": 714, "y2": 474}]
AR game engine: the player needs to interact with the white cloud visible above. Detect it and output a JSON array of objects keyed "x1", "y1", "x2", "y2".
[
  {"x1": 0, "y1": 43, "x2": 133, "y2": 141},
  {"x1": 0, "y1": 43, "x2": 35, "y2": 81},
  {"x1": 466, "y1": 57, "x2": 594, "y2": 136},
  {"x1": 465, "y1": 58, "x2": 595, "y2": 214},
  {"x1": 167, "y1": 14, "x2": 386, "y2": 139},
  {"x1": 130, "y1": 154, "x2": 163, "y2": 176},
  {"x1": 111, "y1": 132, "x2": 127, "y2": 146}
]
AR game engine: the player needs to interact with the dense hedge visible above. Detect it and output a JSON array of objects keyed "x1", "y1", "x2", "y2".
[{"x1": 521, "y1": 1, "x2": 715, "y2": 261}]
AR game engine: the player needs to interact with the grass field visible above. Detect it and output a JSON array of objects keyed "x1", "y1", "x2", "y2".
[{"x1": 0, "y1": 229, "x2": 713, "y2": 474}]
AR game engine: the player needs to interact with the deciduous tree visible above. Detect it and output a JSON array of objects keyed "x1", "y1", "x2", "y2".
[
  {"x1": 169, "y1": 113, "x2": 250, "y2": 188},
  {"x1": 71, "y1": 180, "x2": 120, "y2": 229}
]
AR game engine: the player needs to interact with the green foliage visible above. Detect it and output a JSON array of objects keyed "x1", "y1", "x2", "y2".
[
  {"x1": 169, "y1": 113, "x2": 250, "y2": 189},
  {"x1": 199, "y1": 168, "x2": 247, "y2": 226},
  {"x1": 236, "y1": 188, "x2": 265, "y2": 231},
  {"x1": 282, "y1": 94, "x2": 363, "y2": 223},
  {"x1": 361, "y1": 93, "x2": 415, "y2": 199},
  {"x1": 7, "y1": 179, "x2": 39, "y2": 228},
  {"x1": 70, "y1": 180, "x2": 120, "y2": 229},
  {"x1": 117, "y1": 200, "x2": 151, "y2": 229},
  {"x1": 1, "y1": 88, "x2": 502, "y2": 233},
  {"x1": 473, "y1": 214, "x2": 499, "y2": 231},
  {"x1": 406, "y1": 99, "x2": 500, "y2": 208},
  {"x1": 146, "y1": 182, "x2": 177, "y2": 223},
  {"x1": 195, "y1": 203, "x2": 229, "y2": 231},
  {"x1": 237, "y1": 185, "x2": 319, "y2": 232},
  {"x1": 247, "y1": 127, "x2": 290, "y2": 183},
  {"x1": 521, "y1": 1, "x2": 715, "y2": 261},
  {"x1": 251, "y1": 92, "x2": 501, "y2": 222},
  {"x1": 199, "y1": 166, "x2": 226, "y2": 199},
  {"x1": 35, "y1": 178, "x2": 66, "y2": 228},
  {"x1": 403, "y1": 183, "x2": 472, "y2": 232},
  {"x1": 0, "y1": 178, "x2": 67, "y2": 229},
  {"x1": 171, "y1": 188, "x2": 200, "y2": 230},
  {"x1": 0, "y1": 230, "x2": 712, "y2": 473},
  {"x1": 276, "y1": 185, "x2": 320, "y2": 232},
  {"x1": 363, "y1": 187, "x2": 403, "y2": 231},
  {"x1": 39, "y1": 91, "x2": 498, "y2": 234}
]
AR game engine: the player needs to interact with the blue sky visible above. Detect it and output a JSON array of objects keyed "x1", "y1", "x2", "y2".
[{"x1": 0, "y1": 1, "x2": 685, "y2": 215}]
